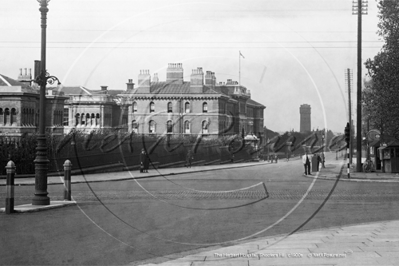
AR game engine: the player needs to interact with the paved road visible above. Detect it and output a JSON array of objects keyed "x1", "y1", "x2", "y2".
[{"x1": 1, "y1": 153, "x2": 399, "y2": 265}]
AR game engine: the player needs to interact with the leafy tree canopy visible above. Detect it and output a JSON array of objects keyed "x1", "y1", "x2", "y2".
[{"x1": 364, "y1": 0, "x2": 399, "y2": 140}]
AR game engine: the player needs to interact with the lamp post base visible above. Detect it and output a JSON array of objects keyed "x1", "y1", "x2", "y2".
[
  {"x1": 32, "y1": 135, "x2": 50, "y2": 206},
  {"x1": 32, "y1": 195, "x2": 50, "y2": 206}
]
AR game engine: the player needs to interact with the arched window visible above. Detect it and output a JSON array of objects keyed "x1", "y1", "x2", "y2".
[
  {"x1": 149, "y1": 120, "x2": 156, "y2": 133},
  {"x1": 4, "y1": 108, "x2": 10, "y2": 125},
  {"x1": 75, "y1": 114, "x2": 80, "y2": 126},
  {"x1": 132, "y1": 120, "x2": 138, "y2": 133},
  {"x1": 167, "y1": 102, "x2": 172, "y2": 113},
  {"x1": 202, "y1": 120, "x2": 209, "y2": 134},
  {"x1": 81, "y1": 113, "x2": 85, "y2": 125},
  {"x1": 96, "y1": 113, "x2": 100, "y2": 126},
  {"x1": 150, "y1": 102, "x2": 155, "y2": 113},
  {"x1": 0, "y1": 108, "x2": 3, "y2": 125},
  {"x1": 202, "y1": 102, "x2": 208, "y2": 113},
  {"x1": 63, "y1": 108, "x2": 69, "y2": 126},
  {"x1": 86, "y1": 113, "x2": 90, "y2": 126},
  {"x1": 53, "y1": 111, "x2": 57, "y2": 125},
  {"x1": 167, "y1": 120, "x2": 173, "y2": 134},
  {"x1": 184, "y1": 120, "x2": 190, "y2": 134},
  {"x1": 28, "y1": 109, "x2": 32, "y2": 125},
  {"x1": 91, "y1": 114, "x2": 95, "y2": 126},
  {"x1": 185, "y1": 102, "x2": 190, "y2": 113},
  {"x1": 132, "y1": 101, "x2": 137, "y2": 113}
]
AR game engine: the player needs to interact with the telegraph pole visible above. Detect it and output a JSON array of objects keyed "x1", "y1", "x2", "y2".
[
  {"x1": 352, "y1": 0, "x2": 368, "y2": 172},
  {"x1": 345, "y1": 69, "x2": 353, "y2": 164}
]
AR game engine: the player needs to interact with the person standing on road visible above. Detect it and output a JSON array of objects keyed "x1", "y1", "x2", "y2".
[
  {"x1": 140, "y1": 149, "x2": 149, "y2": 173},
  {"x1": 302, "y1": 151, "x2": 312, "y2": 175},
  {"x1": 185, "y1": 149, "x2": 193, "y2": 168}
]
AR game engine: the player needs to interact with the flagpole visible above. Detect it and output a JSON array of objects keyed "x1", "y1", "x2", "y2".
[{"x1": 239, "y1": 51, "x2": 241, "y2": 87}]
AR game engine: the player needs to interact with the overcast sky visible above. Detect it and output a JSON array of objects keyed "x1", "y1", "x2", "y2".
[{"x1": 0, "y1": 0, "x2": 383, "y2": 133}]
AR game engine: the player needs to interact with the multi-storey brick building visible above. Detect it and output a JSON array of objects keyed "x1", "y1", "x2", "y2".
[
  {"x1": 1, "y1": 63, "x2": 265, "y2": 138},
  {"x1": 120, "y1": 63, "x2": 265, "y2": 137}
]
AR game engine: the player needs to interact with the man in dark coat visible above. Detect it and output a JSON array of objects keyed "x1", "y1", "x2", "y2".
[
  {"x1": 140, "y1": 149, "x2": 149, "y2": 173},
  {"x1": 185, "y1": 150, "x2": 193, "y2": 168},
  {"x1": 302, "y1": 150, "x2": 312, "y2": 175}
]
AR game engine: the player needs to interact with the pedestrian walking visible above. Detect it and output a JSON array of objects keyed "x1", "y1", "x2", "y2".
[
  {"x1": 185, "y1": 149, "x2": 194, "y2": 168},
  {"x1": 317, "y1": 153, "x2": 322, "y2": 170},
  {"x1": 140, "y1": 149, "x2": 149, "y2": 173},
  {"x1": 302, "y1": 151, "x2": 312, "y2": 175}
]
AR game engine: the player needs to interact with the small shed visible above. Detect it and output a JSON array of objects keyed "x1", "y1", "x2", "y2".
[{"x1": 378, "y1": 140, "x2": 399, "y2": 173}]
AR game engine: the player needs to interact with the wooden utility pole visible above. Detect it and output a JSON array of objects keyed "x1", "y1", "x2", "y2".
[
  {"x1": 352, "y1": 0, "x2": 368, "y2": 172},
  {"x1": 346, "y1": 68, "x2": 353, "y2": 164}
]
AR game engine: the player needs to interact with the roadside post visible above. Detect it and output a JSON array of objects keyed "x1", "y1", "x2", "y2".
[
  {"x1": 5, "y1": 160, "x2": 16, "y2": 214},
  {"x1": 63, "y1": 160, "x2": 72, "y2": 201}
]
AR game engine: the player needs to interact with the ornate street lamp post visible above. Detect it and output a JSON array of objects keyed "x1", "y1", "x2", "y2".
[{"x1": 32, "y1": 0, "x2": 60, "y2": 205}]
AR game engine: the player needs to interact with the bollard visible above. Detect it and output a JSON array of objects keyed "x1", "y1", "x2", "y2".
[
  {"x1": 5, "y1": 160, "x2": 16, "y2": 214},
  {"x1": 63, "y1": 160, "x2": 72, "y2": 201}
]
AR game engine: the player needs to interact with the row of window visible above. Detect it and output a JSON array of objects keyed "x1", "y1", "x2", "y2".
[
  {"x1": 22, "y1": 108, "x2": 37, "y2": 125},
  {"x1": 0, "y1": 108, "x2": 17, "y2": 125},
  {"x1": 53, "y1": 110, "x2": 63, "y2": 126},
  {"x1": 132, "y1": 120, "x2": 209, "y2": 134},
  {"x1": 75, "y1": 113, "x2": 101, "y2": 126},
  {"x1": 131, "y1": 101, "x2": 259, "y2": 117},
  {"x1": 0, "y1": 108, "x2": 63, "y2": 126},
  {"x1": 132, "y1": 102, "x2": 208, "y2": 113}
]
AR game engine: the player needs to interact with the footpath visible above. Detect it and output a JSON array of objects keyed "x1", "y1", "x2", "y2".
[{"x1": 135, "y1": 220, "x2": 399, "y2": 266}]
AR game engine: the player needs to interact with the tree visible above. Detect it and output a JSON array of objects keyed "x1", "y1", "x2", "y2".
[{"x1": 364, "y1": 0, "x2": 399, "y2": 140}]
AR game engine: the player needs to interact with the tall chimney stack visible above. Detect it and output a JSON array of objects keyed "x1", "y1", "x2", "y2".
[
  {"x1": 138, "y1": 69, "x2": 151, "y2": 93},
  {"x1": 126, "y1": 79, "x2": 135, "y2": 91},
  {"x1": 166, "y1": 63, "x2": 184, "y2": 84},
  {"x1": 190, "y1": 67, "x2": 204, "y2": 93}
]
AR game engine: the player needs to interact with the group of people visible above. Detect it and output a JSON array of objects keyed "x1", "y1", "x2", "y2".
[
  {"x1": 141, "y1": 147, "x2": 323, "y2": 176},
  {"x1": 302, "y1": 151, "x2": 325, "y2": 175}
]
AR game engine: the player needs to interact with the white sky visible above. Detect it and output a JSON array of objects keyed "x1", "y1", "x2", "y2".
[{"x1": 0, "y1": 0, "x2": 383, "y2": 132}]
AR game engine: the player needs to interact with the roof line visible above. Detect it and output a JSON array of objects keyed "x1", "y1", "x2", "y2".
[
  {"x1": 80, "y1": 86, "x2": 92, "y2": 95},
  {"x1": 0, "y1": 75, "x2": 12, "y2": 86}
]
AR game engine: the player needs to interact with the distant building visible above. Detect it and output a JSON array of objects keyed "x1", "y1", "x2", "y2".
[
  {"x1": 0, "y1": 70, "x2": 66, "y2": 139},
  {"x1": 119, "y1": 63, "x2": 265, "y2": 137},
  {"x1": 300, "y1": 104, "x2": 311, "y2": 133},
  {"x1": 60, "y1": 85, "x2": 127, "y2": 134},
  {"x1": 1, "y1": 62, "x2": 266, "y2": 138}
]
